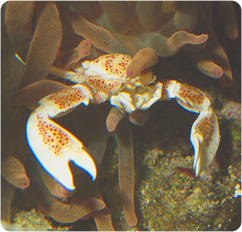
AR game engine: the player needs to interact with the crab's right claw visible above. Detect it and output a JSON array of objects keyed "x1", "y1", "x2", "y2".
[
  {"x1": 190, "y1": 110, "x2": 220, "y2": 177},
  {"x1": 26, "y1": 84, "x2": 95, "y2": 191},
  {"x1": 27, "y1": 107, "x2": 97, "y2": 191}
]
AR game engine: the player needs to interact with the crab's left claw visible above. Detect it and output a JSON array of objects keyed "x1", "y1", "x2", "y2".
[
  {"x1": 26, "y1": 84, "x2": 96, "y2": 190},
  {"x1": 190, "y1": 110, "x2": 220, "y2": 176},
  {"x1": 161, "y1": 80, "x2": 220, "y2": 176}
]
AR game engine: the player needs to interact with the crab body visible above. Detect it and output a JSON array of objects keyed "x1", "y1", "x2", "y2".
[
  {"x1": 59, "y1": 53, "x2": 158, "y2": 109},
  {"x1": 17, "y1": 53, "x2": 220, "y2": 193}
]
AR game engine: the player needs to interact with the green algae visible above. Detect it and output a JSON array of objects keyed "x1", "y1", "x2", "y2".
[
  {"x1": 136, "y1": 148, "x2": 240, "y2": 231},
  {"x1": 11, "y1": 208, "x2": 71, "y2": 231},
  {"x1": 230, "y1": 122, "x2": 241, "y2": 145}
]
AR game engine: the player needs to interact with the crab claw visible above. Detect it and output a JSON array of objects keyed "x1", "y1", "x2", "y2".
[
  {"x1": 26, "y1": 106, "x2": 96, "y2": 190},
  {"x1": 190, "y1": 110, "x2": 220, "y2": 177},
  {"x1": 162, "y1": 80, "x2": 221, "y2": 176}
]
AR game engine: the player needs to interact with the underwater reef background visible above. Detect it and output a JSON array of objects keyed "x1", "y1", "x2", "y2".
[{"x1": 1, "y1": 1, "x2": 241, "y2": 231}]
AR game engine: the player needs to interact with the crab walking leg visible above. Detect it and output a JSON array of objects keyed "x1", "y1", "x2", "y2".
[
  {"x1": 26, "y1": 84, "x2": 97, "y2": 190},
  {"x1": 161, "y1": 80, "x2": 220, "y2": 176}
]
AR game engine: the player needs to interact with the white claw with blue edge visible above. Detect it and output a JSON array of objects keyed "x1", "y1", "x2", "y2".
[{"x1": 26, "y1": 105, "x2": 96, "y2": 191}]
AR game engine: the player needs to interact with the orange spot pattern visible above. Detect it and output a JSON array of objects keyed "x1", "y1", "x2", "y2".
[
  {"x1": 36, "y1": 115, "x2": 69, "y2": 155},
  {"x1": 105, "y1": 56, "x2": 130, "y2": 75},
  {"x1": 47, "y1": 88, "x2": 86, "y2": 110},
  {"x1": 163, "y1": 80, "x2": 174, "y2": 89},
  {"x1": 87, "y1": 77, "x2": 121, "y2": 93},
  {"x1": 94, "y1": 54, "x2": 131, "y2": 75},
  {"x1": 92, "y1": 58, "x2": 99, "y2": 64},
  {"x1": 197, "y1": 115, "x2": 215, "y2": 148},
  {"x1": 177, "y1": 84, "x2": 205, "y2": 109},
  {"x1": 81, "y1": 54, "x2": 133, "y2": 95},
  {"x1": 161, "y1": 80, "x2": 176, "y2": 99}
]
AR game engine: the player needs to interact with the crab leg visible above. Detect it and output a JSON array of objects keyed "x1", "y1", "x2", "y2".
[
  {"x1": 160, "y1": 80, "x2": 220, "y2": 176},
  {"x1": 27, "y1": 84, "x2": 96, "y2": 190},
  {"x1": 15, "y1": 53, "x2": 78, "y2": 81}
]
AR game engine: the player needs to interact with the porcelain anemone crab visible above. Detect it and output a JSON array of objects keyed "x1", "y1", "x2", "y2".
[{"x1": 15, "y1": 53, "x2": 220, "y2": 191}]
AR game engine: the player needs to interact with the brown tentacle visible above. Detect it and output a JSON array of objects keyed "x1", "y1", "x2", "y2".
[
  {"x1": 66, "y1": 11, "x2": 123, "y2": 54},
  {"x1": 106, "y1": 106, "x2": 124, "y2": 132},
  {"x1": 135, "y1": 1, "x2": 163, "y2": 31},
  {"x1": 126, "y1": 48, "x2": 158, "y2": 78},
  {"x1": 5, "y1": 1, "x2": 35, "y2": 59},
  {"x1": 219, "y1": 1, "x2": 238, "y2": 40},
  {"x1": 23, "y1": 2, "x2": 63, "y2": 86},
  {"x1": 38, "y1": 165, "x2": 75, "y2": 199},
  {"x1": 99, "y1": 1, "x2": 132, "y2": 34},
  {"x1": 159, "y1": 2, "x2": 198, "y2": 37},
  {"x1": 7, "y1": 80, "x2": 70, "y2": 107},
  {"x1": 26, "y1": 158, "x2": 105, "y2": 223},
  {"x1": 1, "y1": 179, "x2": 16, "y2": 222},
  {"x1": 141, "y1": 31, "x2": 208, "y2": 57},
  {"x1": 92, "y1": 207, "x2": 115, "y2": 231},
  {"x1": 58, "y1": 39, "x2": 92, "y2": 69},
  {"x1": 195, "y1": 3, "x2": 233, "y2": 86},
  {"x1": 2, "y1": 156, "x2": 30, "y2": 189},
  {"x1": 113, "y1": 118, "x2": 137, "y2": 226},
  {"x1": 185, "y1": 46, "x2": 223, "y2": 79}
]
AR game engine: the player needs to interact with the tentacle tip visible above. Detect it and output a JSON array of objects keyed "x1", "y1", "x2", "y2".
[
  {"x1": 126, "y1": 70, "x2": 136, "y2": 79},
  {"x1": 219, "y1": 75, "x2": 233, "y2": 87},
  {"x1": 106, "y1": 107, "x2": 124, "y2": 132},
  {"x1": 19, "y1": 177, "x2": 30, "y2": 189},
  {"x1": 127, "y1": 217, "x2": 138, "y2": 227},
  {"x1": 194, "y1": 33, "x2": 209, "y2": 45},
  {"x1": 204, "y1": 64, "x2": 223, "y2": 79},
  {"x1": 216, "y1": 69, "x2": 223, "y2": 78},
  {"x1": 211, "y1": 66, "x2": 224, "y2": 79},
  {"x1": 106, "y1": 121, "x2": 116, "y2": 132},
  {"x1": 129, "y1": 110, "x2": 149, "y2": 126},
  {"x1": 201, "y1": 34, "x2": 209, "y2": 42},
  {"x1": 79, "y1": 39, "x2": 92, "y2": 49},
  {"x1": 227, "y1": 30, "x2": 238, "y2": 40}
]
